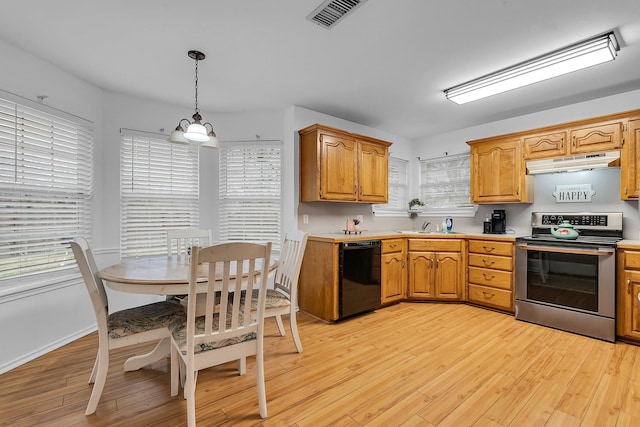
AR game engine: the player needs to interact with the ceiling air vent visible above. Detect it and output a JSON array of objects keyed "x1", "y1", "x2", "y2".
[{"x1": 306, "y1": 0, "x2": 369, "y2": 29}]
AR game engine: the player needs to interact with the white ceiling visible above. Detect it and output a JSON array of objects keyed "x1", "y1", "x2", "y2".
[{"x1": 2, "y1": 0, "x2": 640, "y2": 140}]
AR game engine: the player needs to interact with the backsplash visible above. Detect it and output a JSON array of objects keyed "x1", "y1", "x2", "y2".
[{"x1": 298, "y1": 167, "x2": 640, "y2": 239}]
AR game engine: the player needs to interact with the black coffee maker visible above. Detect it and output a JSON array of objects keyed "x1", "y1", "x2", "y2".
[{"x1": 484, "y1": 209, "x2": 506, "y2": 234}]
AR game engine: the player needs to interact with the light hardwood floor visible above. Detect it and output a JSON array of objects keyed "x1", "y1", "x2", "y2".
[{"x1": 3, "y1": 302, "x2": 640, "y2": 426}]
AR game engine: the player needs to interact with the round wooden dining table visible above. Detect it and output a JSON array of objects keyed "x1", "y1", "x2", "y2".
[
  {"x1": 97, "y1": 254, "x2": 274, "y2": 371},
  {"x1": 99, "y1": 255, "x2": 274, "y2": 292},
  {"x1": 99, "y1": 255, "x2": 211, "y2": 294}
]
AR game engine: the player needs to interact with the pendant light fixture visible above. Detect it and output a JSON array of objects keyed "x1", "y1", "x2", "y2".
[{"x1": 168, "y1": 50, "x2": 219, "y2": 148}]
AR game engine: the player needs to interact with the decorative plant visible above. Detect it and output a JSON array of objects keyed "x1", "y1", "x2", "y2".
[
  {"x1": 408, "y1": 198, "x2": 425, "y2": 209},
  {"x1": 352, "y1": 218, "x2": 361, "y2": 226}
]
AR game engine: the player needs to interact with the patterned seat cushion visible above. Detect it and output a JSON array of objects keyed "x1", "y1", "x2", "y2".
[
  {"x1": 171, "y1": 310, "x2": 256, "y2": 355},
  {"x1": 241, "y1": 289, "x2": 291, "y2": 310},
  {"x1": 108, "y1": 300, "x2": 186, "y2": 339}
]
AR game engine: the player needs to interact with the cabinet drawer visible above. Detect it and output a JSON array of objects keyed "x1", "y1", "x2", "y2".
[
  {"x1": 625, "y1": 251, "x2": 640, "y2": 270},
  {"x1": 468, "y1": 284, "x2": 513, "y2": 311},
  {"x1": 468, "y1": 240, "x2": 513, "y2": 257},
  {"x1": 409, "y1": 239, "x2": 462, "y2": 252},
  {"x1": 468, "y1": 253, "x2": 513, "y2": 271},
  {"x1": 382, "y1": 239, "x2": 404, "y2": 254},
  {"x1": 468, "y1": 267, "x2": 512, "y2": 290}
]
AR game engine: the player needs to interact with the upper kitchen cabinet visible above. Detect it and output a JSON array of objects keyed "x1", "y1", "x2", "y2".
[
  {"x1": 621, "y1": 119, "x2": 640, "y2": 200},
  {"x1": 569, "y1": 120, "x2": 623, "y2": 154},
  {"x1": 523, "y1": 131, "x2": 567, "y2": 160},
  {"x1": 467, "y1": 136, "x2": 533, "y2": 204},
  {"x1": 523, "y1": 120, "x2": 623, "y2": 160},
  {"x1": 298, "y1": 124, "x2": 392, "y2": 203}
]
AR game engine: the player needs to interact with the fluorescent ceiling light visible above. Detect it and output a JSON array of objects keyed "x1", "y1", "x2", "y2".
[{"x1": 444, "y1": 32, "x2": 619, "y2": 105}]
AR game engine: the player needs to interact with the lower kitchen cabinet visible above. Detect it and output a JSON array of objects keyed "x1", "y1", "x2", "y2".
[
  {"x1": 467, "y1": 239, "x2": 515, "y2": 312},
  {"x1": 616, "y1": 248, "x2": 640, "y2": 341},
  {"x1": 298, "y1": 239, "x2": 339, "y2": 322},
  {"x1": 381, "y1": 239, "x2": 406, "y2": 304},
  {"x1": 408, "y1": 239, "x2": 464, "y2": 300}
]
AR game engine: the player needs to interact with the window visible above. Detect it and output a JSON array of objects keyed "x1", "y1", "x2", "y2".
[
  {"x1": 419, "y1": 153, "x2": 477, "y2": 216},
  {"x1": 373, "y1": 156, "x2": 408, "y2": 216},
  {"x1": 120, "y1": 130, "x2": 199, "y2": 258},
  {"x1": 219, "y1": 141, "x2": 281, "y2": 253},
  {"x1": 0, "y1": 94, "x2": 93, "y2": 287}
]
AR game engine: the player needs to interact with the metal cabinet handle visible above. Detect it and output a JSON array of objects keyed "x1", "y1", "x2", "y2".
[
  {"x1": 483, "y1": 273, "x2": 495, "y2": 280},
  {"x1": 628, "y1": 278, "x2": 632, "y2": 294},
  {"x1": 482, "y1": 258, "x2": 495, "y2": 266},
  {"x1": 483, "y1": 246, "x2": 495, "y2": 252},
  {"x1": 482, "y1": 291, "x2": 495, "y2": 298}
]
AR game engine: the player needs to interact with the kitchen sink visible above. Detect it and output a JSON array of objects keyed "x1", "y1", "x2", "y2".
[{"x1": 394, "y1": 230, "x2": 462, "y2": 234}]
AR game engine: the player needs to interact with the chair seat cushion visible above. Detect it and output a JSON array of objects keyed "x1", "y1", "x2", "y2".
[
  {"x1": 242, "y1": 289, "x2": 291, "y2": 310},
  {"x1": 108, "y1": 300, "x2": 185, "y2": 339},
  {"x1": 171, "y1": 311, "x2": 256, "y2": 355}
]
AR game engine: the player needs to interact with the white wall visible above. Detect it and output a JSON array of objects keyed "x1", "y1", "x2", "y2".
[
  {"x1": 413, "y1": 90, "x2": 640, "y2": 237},
  {"x1": 2, "y1": 32, "x2": 640, "y2": 373},
  {"x1": 0, "y1": 38, "x2": 105, "y2": 373},
  {"x1": 414, "y1": 88, "x2": 640, "y2": 158},
  {"x1": 0, "y1": 38, "x2": 292, "y2": 373}
]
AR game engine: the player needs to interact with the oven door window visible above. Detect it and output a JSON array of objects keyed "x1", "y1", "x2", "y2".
[{"x1": 525, "y1": 250, "x2": 598, "y2": 312}]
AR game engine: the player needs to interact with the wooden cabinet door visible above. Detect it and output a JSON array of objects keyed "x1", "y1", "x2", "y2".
[
  {"x1": 320, "y1": 134, "x2": 358, "y2": 201},
  {"x1": 621, "y1": 270, "x2": 640, "y2": 340},
  {"x1": 408, "y1": 252, "x2": 435, "y2": 298},
  {"x1": 470, "y1": 138, "x2": 526, "y2": 203},
  {"x1": 435, "y1": 252, "x2": 461, "y2": 299},
  {"x1": 523, "y1": 132, "x2": 567, "y2": 159},
  {"x1": 621, "y1": 120, "x2": 639, "y2": 200},
  {"x1": 382, "y1": 252, "x2": 406, "y2": 303},
  {"x1": 358, "y1": 141, "x2": 389, "y2": 203},
  {"x1": 569, "y1": 121, "x2": 622, "y2": 154}
]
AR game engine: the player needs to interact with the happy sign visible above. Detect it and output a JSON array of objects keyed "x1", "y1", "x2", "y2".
[{"x1": 553, "y1": 184, "x2": 595, "y2": 203}]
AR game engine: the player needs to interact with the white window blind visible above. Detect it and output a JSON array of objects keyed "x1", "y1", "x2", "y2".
[
  {"x1": 0, "y1": 96, "x2": 93, "y2": 283},
  {"x1": 373, "y1": 156, "x2": 408, "y2": 215},
  {"x1": 420, "y1": 153, "x2": 477, "y2": 216},
  {"x1": 120, "y1": 130, "x2": 199, "y2": 258},
  {"x1": 219, "y1": 141, "x2": 281, "y2": 253}
]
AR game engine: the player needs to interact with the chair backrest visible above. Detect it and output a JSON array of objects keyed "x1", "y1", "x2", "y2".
[
  {"x1": 70, "y1": 237, "x2": 109, "y2": 336},
  {"x1": 167, "y1": 228, "x2": 213, "y2": 256},
  {"x1": 184, "y1": 241, "x2": 272, "y2": 359},
  {"x1": 273, "y1": 230, "x2": 307, "y2": 301}
]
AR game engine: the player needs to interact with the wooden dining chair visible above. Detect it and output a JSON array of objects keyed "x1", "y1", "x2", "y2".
[
  {"x1": 166, "y1": 228, "x2": 213, "y2": 256},
  {"x1": 245, "y1": 230, "x2": 308, "y2": 353},
  {"x1": 170, "y1": 241, "x2": 272, "y2": 426},
  {"x1": 71, "y1": 237, "x2": 186, "y2": 415}
]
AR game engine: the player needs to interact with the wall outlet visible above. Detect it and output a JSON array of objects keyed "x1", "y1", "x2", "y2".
[
  {"x1": 356, "y1": 215, "x2": 363, "y2": 223},
  {"x1": 303, "y1": 214, "x2": 309, "y2": 224}
]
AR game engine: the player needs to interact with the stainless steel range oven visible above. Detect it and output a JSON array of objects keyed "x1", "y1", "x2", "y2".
[{"x1": 515, "y1": 212, "x2": 622, "y2": 342}]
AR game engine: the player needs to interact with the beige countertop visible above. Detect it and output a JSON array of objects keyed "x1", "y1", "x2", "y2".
[
  {"x1": 615, "y1": 240, "x2": 640, "y2": 249},
  {"x1": 307, "y1": 230, "x2": 522, "y2": 243}
]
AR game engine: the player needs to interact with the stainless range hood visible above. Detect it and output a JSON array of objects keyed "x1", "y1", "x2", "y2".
[{"x1": 526, "y1": 151, "x2": 620, "y2": 175}]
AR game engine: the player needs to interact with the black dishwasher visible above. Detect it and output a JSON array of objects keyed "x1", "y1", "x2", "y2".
[{"x1": 339, "y1": 240, "x2": 382, "y2": 319}]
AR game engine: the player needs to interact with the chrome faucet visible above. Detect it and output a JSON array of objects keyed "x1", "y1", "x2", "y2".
[{"x1": 422, "y1": 221, "x2": 431, "y2": 231}]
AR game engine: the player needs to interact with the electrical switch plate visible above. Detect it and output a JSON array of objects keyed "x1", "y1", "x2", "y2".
[{"x1": 303, "y1": 214, "x2": 309, "y2": 224}]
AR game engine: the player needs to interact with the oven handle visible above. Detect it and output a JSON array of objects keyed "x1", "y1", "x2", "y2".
[{"x1": 515, "y1": 243, "x2": 614, "y2": 256}]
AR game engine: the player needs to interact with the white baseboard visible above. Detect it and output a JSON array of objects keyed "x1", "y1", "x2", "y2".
[{"x1": 0, "y1": 325, "x2": 96, "y2": 375}]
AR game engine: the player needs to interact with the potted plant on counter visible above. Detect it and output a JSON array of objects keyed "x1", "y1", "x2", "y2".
[{"x1": 408, "y1": 198, "x2": 425, "y2": 212}]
